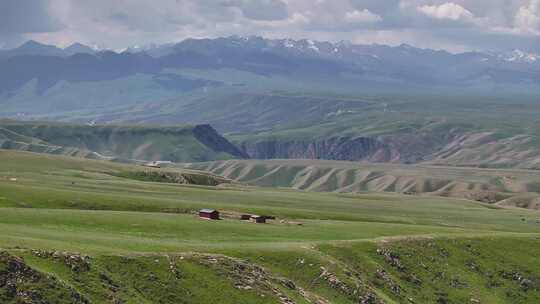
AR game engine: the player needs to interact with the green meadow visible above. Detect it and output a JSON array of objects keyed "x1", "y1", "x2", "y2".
[{"x1": 1, "y1": 150, "x2": 539, "y2": 303}]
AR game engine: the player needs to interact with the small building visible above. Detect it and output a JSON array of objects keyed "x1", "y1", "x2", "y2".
[
  {"x1": 250, "y1": 215, "x2": 266, "y2": 224},
  {"x1": 143, "y1": 161, "x2": 161, "y2": 168},
  {"x1": 199, "y1": 209, "x2": 220, "y2": 220}
]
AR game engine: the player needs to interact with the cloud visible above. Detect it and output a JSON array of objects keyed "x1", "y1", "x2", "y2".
[
  {"x1": 253, "y1": 13, "x2": 310, "y2": 28},
  {"x1": 416, "y1": 2, "x2": 474, "y2": 22},
  {"x1": 0, "y1": 0, "x2": 64, "y2": 34},
  {"x1": 3, "y1": 0, "x2": 540, "y2": 53},
  {"x1": 514, "y1": 0, "x2": 540, "y2": 34},
  {"x1": 345, "y1": 9, "x2": 382, "y2": 23},
  {"x1": 225, "y1": 0, "x2": 289, "y2": 21}
]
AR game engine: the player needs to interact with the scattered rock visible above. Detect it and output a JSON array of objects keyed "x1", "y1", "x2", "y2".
[
  {"x1": 32, "y1": 250, "x2": 91, "y2": 273},
  {"x1": 500, "y1": 270, "x2": 538, "y2": 291},
  {"x1": 167, "y1": 256, "x2": 182, "y2": 279},
  {"x1": 317, "y1": 266, "x2": 383, "y2": 303},
  {"x1": 377, "y1": 248, "x2": 405, "y2": 271},
  {"x1": 198, "y1": 255, "x2": 296, "y2": 304},
  {"x1": 374, "y1": 268, "x2": 402, "y2": 295},
  {"x1": 99, "y1": 272, "x2": 119, "y2": 292},
  {"x1": 450, "y1": 278, "x2": 468, "y2": 289},
  {"x1": 465, "y1": 260, "x2": 481, "y2": 273},
  {"x1": 279, "y1": 278, "x2": 296, "y2": 290},
  {"x1": 0, "y1": 251, "x2": 89, "y2": 303}
]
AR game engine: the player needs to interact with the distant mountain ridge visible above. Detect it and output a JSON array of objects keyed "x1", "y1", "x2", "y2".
[
  {"x1": 2, "y1": 36, "x2": 540, "y2": 88},
  {"x1": 0, "y1": 40, "x2": 97, "y2": 60},
  {"x1": 2, "y1": 36, "x2": 540, "y2": 118},
  {"x1": 124, "y1": 36, "x2": 540, "y2": 65}
]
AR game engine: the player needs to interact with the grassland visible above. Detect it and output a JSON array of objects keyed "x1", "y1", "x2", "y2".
[{"x1": 1, "y1": 150, "x2": 539, "y2": 303}]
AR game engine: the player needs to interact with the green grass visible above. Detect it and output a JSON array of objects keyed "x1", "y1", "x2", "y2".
[
  {"x1": 1, "y1": 150, "x2": 540, "y2": 303},
  {"x1": 318, "y1": 237, "x2": 540, "y2": 304},
  {"x1": 17, "y1": 253, "x2": 278, "y2": 304},
  {"x1": 0, "y1": 120, "x2": 241, "y2": 162}
]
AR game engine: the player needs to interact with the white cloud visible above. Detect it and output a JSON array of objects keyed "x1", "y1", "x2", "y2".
[
  {"x1": 514, "y1": 0, "x2": 540, "y2": 34},
  {"x1": 417, "y1": 2, "x2": 474, "y2": 21},
  {"x1": 253, "y1": 12, "x2": 310, "y2": 28},
  {"x1": 4, "y1": 0, "x2": 540, "y2": 52},
  {"x1": 344, "y1": 9, "x2": 382, "y2": 23}
]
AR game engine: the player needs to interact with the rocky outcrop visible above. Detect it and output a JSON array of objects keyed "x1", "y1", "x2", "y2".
[
  {"x1": 111, "y1": 169, "x2": 231, "y2": 186},
  {"x1": 0, "y1": 252, "x2": 90, "y2": 303},
  {"x1": 239, "y1": 134, "x2": 450, "y2": 163},
  {"x1": 237, "y1": 129, "x2": 540, "y2": 169},
  {"x1": 240, "y1": 137, "x2": 391, "y2": 162},
  {"x1": 192, "y1": 124, "x2": 249, "y2": 159}
]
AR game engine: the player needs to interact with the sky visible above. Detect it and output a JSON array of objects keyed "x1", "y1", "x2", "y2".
[{"x1": 2, "y1": 0, "x2": 540, "y2": 53}]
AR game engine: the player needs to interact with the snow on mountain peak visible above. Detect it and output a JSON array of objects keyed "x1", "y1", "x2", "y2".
[
  {"x1": 283, "y1": 39, "x2": 295, "y2": 48},
  {"x1": 502, "y1": 50, "x2": 540, "y2": 63},
  {"x1": 306, "y1": 39, "x2": 320, "y2": 52}
]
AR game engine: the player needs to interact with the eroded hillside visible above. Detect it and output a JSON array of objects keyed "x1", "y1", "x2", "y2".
[{"x1": 184, "y1": 159, "x2": 540, "y2": 209}]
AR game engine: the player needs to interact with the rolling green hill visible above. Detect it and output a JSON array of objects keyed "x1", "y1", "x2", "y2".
[
  {"x1": 0, "y1": 120, "x2": 247, "y2": 163},
  {"x1": 184, "y1": 159, "x2": 540, "y2": 210},
  {"x1": 0, "y1": 150, "x2": 539, "y2": 303},
  {"x1": 4, "y1": 86, "x2": 540, "y2": 170}
]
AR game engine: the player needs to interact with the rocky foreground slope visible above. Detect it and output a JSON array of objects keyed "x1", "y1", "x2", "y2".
[{"x1": 2, "y1": 237, "x2": 539, "y2": 304}]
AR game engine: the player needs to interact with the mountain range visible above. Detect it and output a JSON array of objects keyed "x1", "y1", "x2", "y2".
[
  {"x1": 2, "y1": 36, "x2": 540, "y2": 98},
  {"x1": 0, "y1": 40, "x2": 97, "y2": 60},
  {"x1": 1, "y1": 36, "x2": 540, "y2": 120},
  {"x1": 2, "y1": 36, "x2": 540, "y2": 170}
]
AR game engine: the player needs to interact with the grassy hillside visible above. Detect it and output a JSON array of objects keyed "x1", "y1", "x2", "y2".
[
  {"x1": 4, "y1": 86, "x2": 540, "y2": 169},
  {"x1": 222, "y1": 93, "x2": 540, "y2": 169},
  {"x1": 0, "y1": 120, "x2": 246, "y2": 162},
  {"x1": 1, "y1": 150, "x2": 540, "y2": 303},
  {"x1": 184, "y1": 159, "x2": 540, "y2": 210}
]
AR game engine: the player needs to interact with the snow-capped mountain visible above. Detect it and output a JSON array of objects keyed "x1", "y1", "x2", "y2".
[
  {"x1": 2, "y1": 36, "x2": 540, "y2": 97},
  {"x1": 499, "y1": 50, "x2": 540, "y2": 63},
  {"x1": 123, "y1": 43, "x2": 176, "y2": 57}
]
